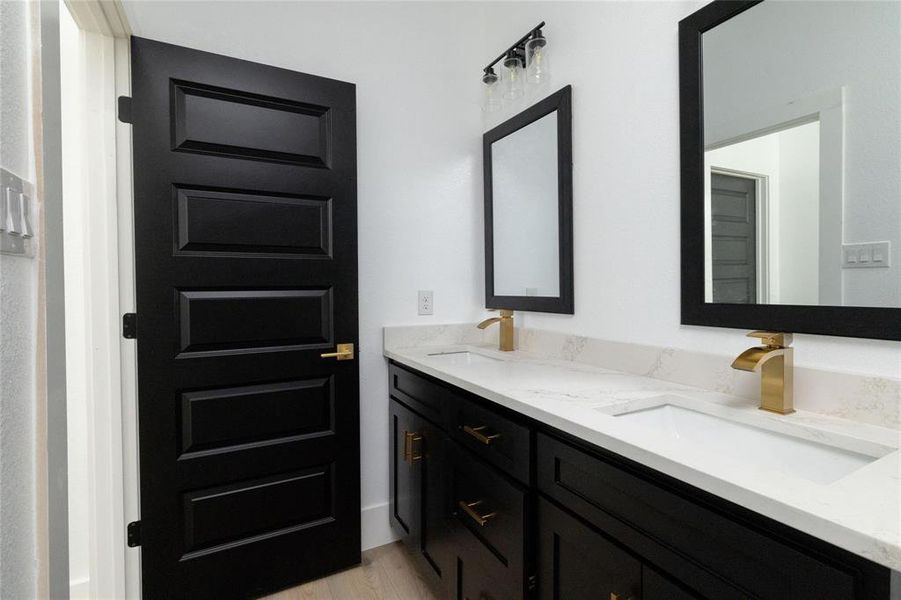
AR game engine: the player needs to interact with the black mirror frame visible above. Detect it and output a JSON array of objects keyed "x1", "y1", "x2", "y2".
[
  {"x1": 679, "y1": 1, "x2": 901, "y2": 341},
  {"x1": 484, "y1": 85, "x2": 574, "y2": 315}
]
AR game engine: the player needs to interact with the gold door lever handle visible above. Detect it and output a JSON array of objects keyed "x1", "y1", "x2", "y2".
[{"x1": 320, "y1": 343, "x2": 354, "y2": 360}]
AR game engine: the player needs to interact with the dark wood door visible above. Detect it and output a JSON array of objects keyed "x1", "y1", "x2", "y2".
[
  {"x1": 711, "y1": 172, "x2": 758, "y2": 303},
  {"x1": 537, "y1": 497, "x2": 641, "y2": 600},
  {"x1": 130, "y1": 37, "x2": 359, "y2": 599}
]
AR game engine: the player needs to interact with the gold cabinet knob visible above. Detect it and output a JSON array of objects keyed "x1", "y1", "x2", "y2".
[{"x1": 320, "y1": 343, "x2": 354, "y2": 360}]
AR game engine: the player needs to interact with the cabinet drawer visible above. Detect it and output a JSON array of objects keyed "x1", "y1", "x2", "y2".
[
  {"x1": 537, "y1": 497, "x2": 641, "y2": 600},
  {"x1": 449, "y1": 444, "x2": 526, "y2": 598},
  {"x1": 390, "y1": 363, "x2": 460, "y2": 427},
  {"x1": 450, "y1": 396, "x2": 531, "y2": 484},
  {"x1": 537, "y1": 432, "x2": 874, "y2": 600}
]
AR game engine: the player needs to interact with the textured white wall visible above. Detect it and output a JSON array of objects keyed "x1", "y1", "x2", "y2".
[{"x1": 0, "y1": 1, "x2": 39, "y2": 598}]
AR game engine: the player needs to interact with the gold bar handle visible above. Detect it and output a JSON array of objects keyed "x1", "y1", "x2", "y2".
[
  {"x1": 403, "y1": 431, "x2": 422, "y2": 465},
  {"x1": 458, "y1": 500, "x2": 497, "y2": 527},
  {"x1": 320, "y1": 343, "x2": 354, "y2": 360},
  {"x1": 462, "y1": 425, "x2": 501, "y2": 445}
]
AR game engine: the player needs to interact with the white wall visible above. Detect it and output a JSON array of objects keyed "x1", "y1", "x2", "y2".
[
  {"x1": 121, "y1": 0, "x2": 901, "y2": 553},
  {"x1": 0, "y1": 1, "x2": 39, "y2": 597},
  {"x1": 776, "y1": 122, "x2": 820, "y2": 305},
  {"x1": 703, "y1": 0, "x2": 901, "y2": 307}
]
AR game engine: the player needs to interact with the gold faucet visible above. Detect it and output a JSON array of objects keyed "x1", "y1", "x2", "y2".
[
  {"x1": 477, "y1": 309, "x2": 514, "y2": 352},
  {"x1": 731, "y1": 331, "x2": 794, "y2": 415}
]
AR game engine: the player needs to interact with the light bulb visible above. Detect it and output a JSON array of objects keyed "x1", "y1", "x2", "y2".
[
  {"x1": 525, "y1": 31, "x2": 550, "y2": 88},
  {"x1": 481, "y1": 68, "x2": 502, "y2": 113},
  {"x1": 503, "y1": 50, "x2": 525, "y2": 101}
]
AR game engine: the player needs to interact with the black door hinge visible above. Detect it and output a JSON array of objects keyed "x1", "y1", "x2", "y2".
[
  {"x1": 123, "y1": 313, "x2": 137, "y2": 339},
  {"x1": 527, "y1": 574, "x2": 538, "y2": 592},
  {"x1": 118, "y1": 96, "x2": 133, "y2": 124},
  {"x1": 127, "y1": 521, "x2": 141, "y2": 547}
]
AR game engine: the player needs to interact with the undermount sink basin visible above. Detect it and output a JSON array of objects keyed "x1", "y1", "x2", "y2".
[
  {"x1": 613, "y1": 403, "x2": 885, "y2": 485},
  {"x1": 425, "y1": 351, "x2": 502, "y2": 366}
]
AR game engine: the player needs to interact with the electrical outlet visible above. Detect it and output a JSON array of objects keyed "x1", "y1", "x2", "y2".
[{"x1": 418, "y1": 290, "x2": 434, "y2": 315}]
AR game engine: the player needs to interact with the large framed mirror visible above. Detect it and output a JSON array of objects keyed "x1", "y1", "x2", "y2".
[
  {"x1": 484, "y1": 85, "x2": 573, "y2": 314},
  {"x1": 680, "y1": 1, "x2": 901, "y2": 340}
]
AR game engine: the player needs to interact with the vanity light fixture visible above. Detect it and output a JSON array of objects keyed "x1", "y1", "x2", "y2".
[
  {"x1": 481, "y1": 22, "x2": 549, "y2": 112},
  {"x1": 481, "y1": 67, "x2": 502, "y2": 113}
]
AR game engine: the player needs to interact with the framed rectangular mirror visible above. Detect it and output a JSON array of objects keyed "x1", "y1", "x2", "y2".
[
  {"x1": 484, "y1": 85, "x2": 573, "y2": 314},
  {"x1": 680, "y1": 1, "x2": 901, "y2": 340}
]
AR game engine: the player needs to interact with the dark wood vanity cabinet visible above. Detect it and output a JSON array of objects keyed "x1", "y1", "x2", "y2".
[{"x1": 388, "y1": 362, "x2": 893, "y2": 600}]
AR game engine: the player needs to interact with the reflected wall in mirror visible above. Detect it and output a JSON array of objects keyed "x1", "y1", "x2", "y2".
[
  {"x1": 493, "y1": 111, "x2": 559, "y2": 297},
  {"x1": 701, "y1": 0, "x2": 900, "y2": 308},
  {"x1": 484, "y1": 85, "x2": 573, "y2": 314},
  {"x1": 680, "y1": 0, "x2": 901, "y2": 340}
]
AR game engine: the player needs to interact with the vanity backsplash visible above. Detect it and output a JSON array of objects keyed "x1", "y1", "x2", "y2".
[{"x1": 384, "y1": 323, "x2": 901, "y2": 430}]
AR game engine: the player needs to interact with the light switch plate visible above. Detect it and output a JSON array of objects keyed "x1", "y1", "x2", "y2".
[
  {"x1": 0, "y1": 168, "x2": 35, "y2": 258},
  {"x1": 418, "y1": 290, "x2": 434, "y2": 315},
  {"x1": 842, "y1": 241, "x2": 891, "y2": 269}
]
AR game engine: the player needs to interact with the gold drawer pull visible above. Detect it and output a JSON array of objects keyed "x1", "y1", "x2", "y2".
[
  {"x1": 403, "y1": 431, "x2": 422, "y2": 465},
  {"x1": 462, "y1": 424, "x2": 501, "y2": 445},
  {"x1": 458, "y1": 500, "x2": 497, "y2": 526},
  {"x1": 320, "y1": 343, "x2": 354, "y2": 360}
]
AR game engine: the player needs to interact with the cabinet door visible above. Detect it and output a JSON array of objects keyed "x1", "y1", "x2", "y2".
[
  {"x1": 391, "y1": 399, "x2": 424, "y2": 545},
  {"x1": 449, "y1": 443, "x2": 528, "y2": 600},
  {"x1": 642, "y1": 567, "x2": 701, "y2": 600},
  {"x1": 537, "y1": 497, "x2": 641, "y2": 600},
  {"x1": 390, "y1": 399, "x2": 453, "y2": 589}
]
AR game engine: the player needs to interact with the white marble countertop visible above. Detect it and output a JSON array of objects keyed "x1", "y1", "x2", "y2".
[{"x1": 384, "y1": 340, "x2": 901, "y2": 572}]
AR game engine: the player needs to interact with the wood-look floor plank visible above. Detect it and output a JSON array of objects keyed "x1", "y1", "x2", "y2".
[{"x1": 261, "y1": 541, "x2": 437, "y2": 600}]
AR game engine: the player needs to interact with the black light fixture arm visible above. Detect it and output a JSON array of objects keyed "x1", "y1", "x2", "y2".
[{"x1": 483, "y1": 21, "x2": 546, "y2": 73}]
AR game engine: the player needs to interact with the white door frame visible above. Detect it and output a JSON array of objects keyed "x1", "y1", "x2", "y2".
[{"x1": 60, "y1": 1, "x2": 138, "y2": 598}]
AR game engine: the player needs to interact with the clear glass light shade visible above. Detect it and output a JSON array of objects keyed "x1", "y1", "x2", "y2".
[
  {"x1": 503, "y1": 55, "x2": 525, "y2": 101},
  {"x1": 481, "y1": 71, "x2": 502, "y2": 113},
  {"x1": 525, "y1": 37, "x2": 550, "y2": 88}
]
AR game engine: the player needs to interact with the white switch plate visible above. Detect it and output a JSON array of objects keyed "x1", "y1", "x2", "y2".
[
  {"x1": 842, "y1": 241, "x2": 891, "y2": 269},
  {"x1": 418, "y1": 290, "x2": 434, "y2": 315}
]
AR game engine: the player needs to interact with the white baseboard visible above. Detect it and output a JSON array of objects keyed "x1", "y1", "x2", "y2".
[{"x1": 361, "y1": 501, "x2": 399, "y2": 551}]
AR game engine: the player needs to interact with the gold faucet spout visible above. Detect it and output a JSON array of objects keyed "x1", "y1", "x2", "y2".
[
  {"x1": 477, "y1": 310, "x2": 514, "y2": 351},
  {"x1": 731, "y1": 346, "x2": 786, "y2": 372},
  {"x1": 731, "y1": 331, "x2": 794, "y2": 415},
  {"x1": 477, "y1": 317, "x2": 502, "y2": 329}
]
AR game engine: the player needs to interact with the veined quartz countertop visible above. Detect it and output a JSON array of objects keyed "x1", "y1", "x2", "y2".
[{"x1": 384, "y1": 339, "x2": 901, "y2": 572}]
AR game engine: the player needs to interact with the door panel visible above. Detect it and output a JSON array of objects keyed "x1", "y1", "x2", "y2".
[
  {"x1": 131, "y1": 37, "x2": 358, "y2": 599},
  {"x1": 711, "y1": 173, "x2": 757, "y2": 303}
]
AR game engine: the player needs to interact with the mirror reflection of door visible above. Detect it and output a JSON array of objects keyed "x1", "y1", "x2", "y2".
[
  {"x1": 705, "y1": 120, "x2": 821, "y2": 305},
  {"x1": 711, "y1": 172, "x2": 758, "y2": 303}
]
